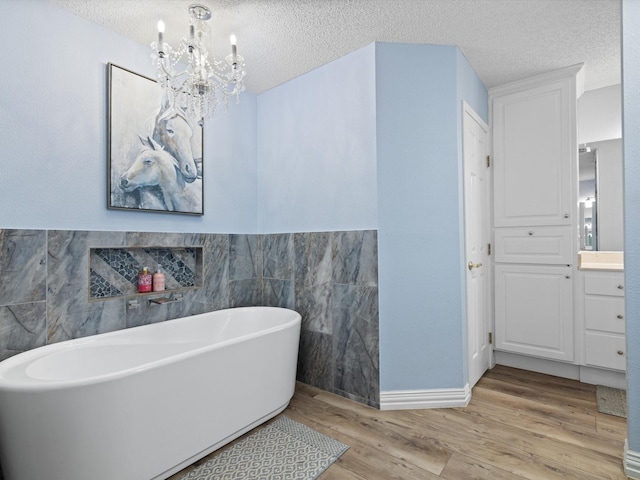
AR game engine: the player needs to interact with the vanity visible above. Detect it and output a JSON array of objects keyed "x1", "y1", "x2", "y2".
[
  {"x1": 577, "y1": 251, "x2": 626, "y2": 388},
  {"x1": 490, "y1": 66, "x2": 625, "y2": 389}
]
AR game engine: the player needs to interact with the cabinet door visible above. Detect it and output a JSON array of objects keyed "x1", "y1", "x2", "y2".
[
  {"x1": 495, "y1": 264, "x2": 574, "y2": 361},
  {"x1": 493, "y1": 80, "x2": 575, "y2": 227}
]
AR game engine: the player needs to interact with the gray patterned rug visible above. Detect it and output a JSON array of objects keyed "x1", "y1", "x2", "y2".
[
  {"x1": 596, "y1": 385, "x2": 627, "y2": 418},
  {"x1": 178, "y1": 416, "x2": 349, "y2": 480}
]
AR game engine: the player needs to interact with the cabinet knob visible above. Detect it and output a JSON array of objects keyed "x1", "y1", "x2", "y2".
[
  {"x1": 617, "y1": 314, "x2": 624, "y2": 319},
  {"x1": 617, "y1": 350, "x2": 625, "y2": 356},
  {"x1": 564, "y1": 213, "x2": 569, "y2": 218},
  {"x1": 528, "y1": 231, "x2": 534, "y2": 236},
  {"x1": 617, "y1": 284, "x2": 624, "y2": 290},
  {"x1": 565, "y1": 275, "x2": 571, "y2": 279}
]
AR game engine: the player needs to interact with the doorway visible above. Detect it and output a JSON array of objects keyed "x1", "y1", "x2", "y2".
[{"x1": 462, "y1": 101, "x2": 492, "y2": 388}]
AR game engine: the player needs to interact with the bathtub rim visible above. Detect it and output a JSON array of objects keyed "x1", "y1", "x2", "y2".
[{"x1": 0, "y1": 306, "x2": 301, "y2": 392}]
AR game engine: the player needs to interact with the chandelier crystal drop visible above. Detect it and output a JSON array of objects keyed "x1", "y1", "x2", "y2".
[{"x1": 150, "y1": 4, "x2": 246, "y2": 126}]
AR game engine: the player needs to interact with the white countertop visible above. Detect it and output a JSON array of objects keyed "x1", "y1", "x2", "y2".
[{"x1": 578, "y1": 251, "x2": 624, "y2": 271}]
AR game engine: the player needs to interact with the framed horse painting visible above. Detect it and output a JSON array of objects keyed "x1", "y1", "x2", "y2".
[{"x1": 107, "y1": 63, "x2": 204, "y2": 215}]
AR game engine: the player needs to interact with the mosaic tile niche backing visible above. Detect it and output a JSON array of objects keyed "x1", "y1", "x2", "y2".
[{"x1": 90, "y1": 247, "x2": 201, "y2": 299}]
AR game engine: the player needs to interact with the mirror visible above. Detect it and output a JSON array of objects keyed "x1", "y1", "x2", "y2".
[
  {"x1": 578, "y1": 138, "x2": 624, "y2": 251},
  {"x1": 579, "y1": 146, "x2": 597, "y2": 250}
]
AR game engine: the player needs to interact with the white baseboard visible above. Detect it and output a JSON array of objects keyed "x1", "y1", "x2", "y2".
[
  {"x1": 494, "y1": 351, "x2": 627, "y2": 389},
  {"x1": 625, "y1": 440, "x2": 640, "y2": 480},
  {"x1": 494, "y1": 351, "x2": 580, "y2": 380},
  {"x1": 380, "y1": 384, "x2": 471, "y2": 411},
  {"x1": 579, "y1": 366, "x2": 626, "y2": 390}
]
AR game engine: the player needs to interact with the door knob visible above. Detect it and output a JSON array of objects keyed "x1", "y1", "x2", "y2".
[{"x1": 468, "y1": 261, "x2": 483, "y2": 271}]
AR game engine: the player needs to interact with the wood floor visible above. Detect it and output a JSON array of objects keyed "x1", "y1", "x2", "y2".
[{"x1": 284, "y1": 365, "x2": 628, "y2": 480}]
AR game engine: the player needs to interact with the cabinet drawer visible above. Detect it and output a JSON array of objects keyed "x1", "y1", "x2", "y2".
[
  {"x1": 494, "y1": 227, "x2": 572, "y2": 264},
  {"x1": 584, "y1": 332, "x2": 626, "y2": 371},
  {"x1": 584, "y1": 296, "x2": 625, "y2": 333},
  {"x1": 584, "y1": 275, "x2": 625, "y2": 297}
]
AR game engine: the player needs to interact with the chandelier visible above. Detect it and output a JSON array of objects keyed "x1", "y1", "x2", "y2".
[{"x1": 151, "y1": 4, "x2": 246, "y2": 126}]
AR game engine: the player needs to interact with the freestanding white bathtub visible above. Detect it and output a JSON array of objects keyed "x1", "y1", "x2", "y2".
[{"x1": 0, "y1": 306, "x2": 301, "y2": 480}]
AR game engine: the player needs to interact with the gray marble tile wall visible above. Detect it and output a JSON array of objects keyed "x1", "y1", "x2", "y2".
[
  {"x1": 0, "y1": 230, "x2": 47, "y2": 360},
  {"x1": 0, "y1": 229, "x2": 232, "y2": 355},
  {"x1": 263, "y1": 230, "x2": 380, "y2": 407},
  {"x1": 0, "y1": 228, "x2": 379, "y2": 407},
  {"x1": 229, "y1": 234, "x2": 262, "y2": 307}
]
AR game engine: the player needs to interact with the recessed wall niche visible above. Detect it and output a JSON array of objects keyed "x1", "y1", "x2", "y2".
[{"x1": 89, "y1": 246, "x2": 203, "y2": 300}]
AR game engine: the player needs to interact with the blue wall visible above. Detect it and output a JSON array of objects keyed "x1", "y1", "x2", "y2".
[
  {"x1": 622, "y1": 0, "x2": 640, "y2": 455},
  {"x1": 256, "y1": 41, "x2": 488, "y2": 391},
  {"x1": 376, "y1": 43, "x2": 488, "y2": 391},
  {"x1": 1, "y1": 0, "x2": 490, "y2": 396},
  {"x1": 256, "y1": 44, "x2": 378, "y2": 233},
  {"x1": 0, "y1": 0, "x2": 258, "y2": 233},
  {"x1": 456, "y1": 50, "x2": 489, "y2": 122}
]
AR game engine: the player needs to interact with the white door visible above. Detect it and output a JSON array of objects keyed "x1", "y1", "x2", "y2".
[{"x1": 463, "y1": 102, "x2": 491, "y2": 388}]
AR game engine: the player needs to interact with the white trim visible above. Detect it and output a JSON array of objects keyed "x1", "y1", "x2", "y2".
[
  {"x1": 379, "y1": 384, "x2": 471, "y2": 411},
  {"x1": 488, "y1": 63, "x2": 584, "y2": 99},
  {"x1": 494, "y1": 351, "x2": 580, "y2": 380},
  {"x1": 579, "y1": 366, "x2": 626, "y2": 390},
  {"x1": 462, "y1": 100, "x2": 489, "y2": 131},
  {"x1": 625, "y1": 440, "x2": 640, "y2": 480}
]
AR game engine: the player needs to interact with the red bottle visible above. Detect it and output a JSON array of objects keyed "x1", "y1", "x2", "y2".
[{"x1": 138, "y1": 267, "x2": 152, "y2": 293}]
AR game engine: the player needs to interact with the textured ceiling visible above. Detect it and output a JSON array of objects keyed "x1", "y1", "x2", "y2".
[{"x1": 48, "y1": 0, "x2": 621, "y2": 94}]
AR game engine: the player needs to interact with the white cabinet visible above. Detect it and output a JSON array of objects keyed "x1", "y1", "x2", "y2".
[
  {"x1": 491, "y1": 65, "x2": 582, "y2": 365},
  {"x1": 492, "y1": 77, "x2": 578, "y2": 227},
  {"x1": 581, "y1": 271, "x2": 626, "y2": 371},
  {"x1": 495, "y1": 264, "x2": 574, "y2": 361}
]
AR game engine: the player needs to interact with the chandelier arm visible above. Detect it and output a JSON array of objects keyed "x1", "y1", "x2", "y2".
[
  {"x1": 157, "y1": 57, "x2": 194, "y2": 93},
  {"x1": 207, "y1": 71, "x2": 238, "y2": 90}
]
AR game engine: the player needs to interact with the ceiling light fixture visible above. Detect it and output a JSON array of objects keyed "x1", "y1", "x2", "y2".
[{"x1": 151, "y1": 4, "x2": 246, "y2": 127}]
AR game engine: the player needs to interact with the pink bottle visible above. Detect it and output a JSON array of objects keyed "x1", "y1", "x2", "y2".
[{"x1": 152, "y1": 265, "x2": 165, "y2": 292}]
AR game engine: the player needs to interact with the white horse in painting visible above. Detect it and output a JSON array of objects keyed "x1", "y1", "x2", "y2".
[
  {"x1": 152, "y1": 94, "x2": 200, "y2": 184},
  {"x1": 120, "y1": 137, "x2": 201, "y2": 212}
]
